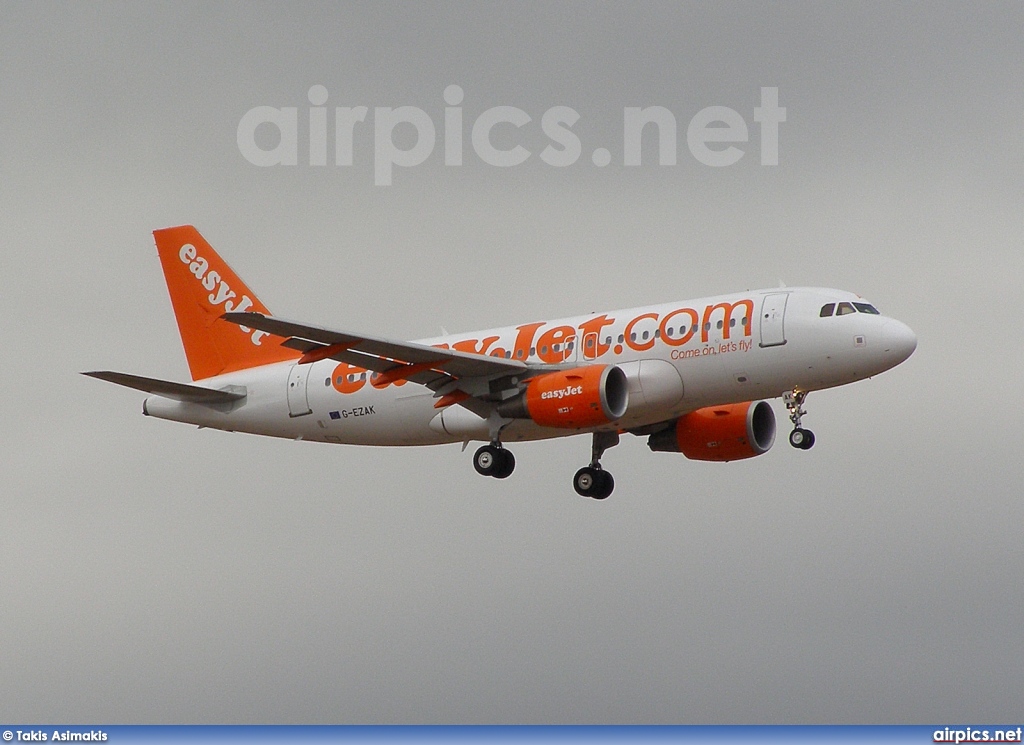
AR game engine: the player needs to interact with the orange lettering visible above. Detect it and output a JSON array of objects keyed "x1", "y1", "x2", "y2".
[
  {"x1": 453, "y1": 336, "x2": 500, "y2": 355},
  {"x1": 659, "y1": 307, "x2": 698, "y2": 347},
  {"x1": 701, "y1": 300, "x2": 753, "y2": 343},
  {"x1": 511, "y1": 322, "x2": 544, "y2": 361},
  {"x1": 577, "y1": 314, "x2": 615, "y2": 359},
  {"x1": 331, "y1": 362, "x2": 367, "y2": 394},
  {"x1": 537, "y1": 325, "x2": 576, "y2": 363},
  {"x1": 624, "y1": 312, "x2": 658, "y2": 352}
]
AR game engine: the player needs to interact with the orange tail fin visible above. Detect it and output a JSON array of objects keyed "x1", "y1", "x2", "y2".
[{"x1": 153, "y1": 225, "x2": 299, "y2": 381}]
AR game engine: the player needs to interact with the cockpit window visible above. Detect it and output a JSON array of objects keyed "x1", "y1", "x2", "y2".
[
  {"x1": 819, "y1": 303, "x2": 835, "y2": 317},
  {"x1": 836, "y1": 302, "x2": 856, "y2": 316},
  {"x1": 854, "y1": 302, "x2": 880, "y2": 315}
]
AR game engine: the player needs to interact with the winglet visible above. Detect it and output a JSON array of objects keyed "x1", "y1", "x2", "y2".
[{"x1": 153, "y1": 226, "x2": 300, "y2": 380}]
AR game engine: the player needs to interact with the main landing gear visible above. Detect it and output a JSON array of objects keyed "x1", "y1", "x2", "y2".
[
  {"x1": 573, "y1": 431, "x2": 619, "y2": 500},
  {"x1": 473, "y1": 443, "x2": 516, "y2": 479},
  {"x1": 784, "y1": 388, "x2": 815, "y2": 450},
  {"x1": 472, "y1": 431, "x2": 619, "y2": 500}
]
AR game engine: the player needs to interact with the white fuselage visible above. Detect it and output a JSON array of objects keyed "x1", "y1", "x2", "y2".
[{"x1": 143, "y1": 287, "x2": 917, "y2": 446}]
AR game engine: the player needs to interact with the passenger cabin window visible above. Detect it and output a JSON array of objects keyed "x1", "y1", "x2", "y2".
[
  {"x1": 836, "y1": 302, "x2": 856, "y2": 316},
  {"x1": 854, "y1": 302, "x2": 880, "y2": 315},
  {"x1": 820, "y1": 303, "x2": 835, "y2": 317}
]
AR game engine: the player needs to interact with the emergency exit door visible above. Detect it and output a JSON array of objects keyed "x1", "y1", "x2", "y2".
[
  {"x1": 286, "y1": 363, "x2": 313, "y2": 417},
  {"x1": 759, "y1": 293, "x2": 789, "y2": 347}
]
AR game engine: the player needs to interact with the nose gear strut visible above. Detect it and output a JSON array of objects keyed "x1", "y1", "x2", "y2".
[{"x1": 783, "y1": 388, "x2": 815, "y2": 450}]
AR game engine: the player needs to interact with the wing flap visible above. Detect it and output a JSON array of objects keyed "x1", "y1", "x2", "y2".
[{"x1": 281, "y1": 337, "x2": 454, "y2": 389}]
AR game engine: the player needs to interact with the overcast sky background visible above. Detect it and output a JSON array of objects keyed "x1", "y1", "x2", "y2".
[{"x1": 2, "y1": 1, "x2": 1022, "y2": 724}]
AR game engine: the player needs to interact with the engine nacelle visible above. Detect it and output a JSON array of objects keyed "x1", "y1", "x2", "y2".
[
  {"x1": 647, "y1": 400, "x2": 776, "y2": 461},
  {"x1": 497, "y1": 365, "x2": 628, "y2": 429}
]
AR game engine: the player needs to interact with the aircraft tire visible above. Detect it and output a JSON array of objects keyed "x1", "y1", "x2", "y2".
[
  {"x1": 473, "y1": 445, "x2": 501, "y2": 476},
  {"x1": 592, "y1": 470, "x2": 614, "y2": 500},
  {"x1": 574, "y1": 467, "x2": 613, "y2": 499},
  {"x1": 493, "y1": 449, "x2": 516, "y2": 479}
]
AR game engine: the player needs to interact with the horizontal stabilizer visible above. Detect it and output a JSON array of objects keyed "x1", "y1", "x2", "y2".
[{"x1": 82, "y1": 371, "x2": 246, "y2": 404}]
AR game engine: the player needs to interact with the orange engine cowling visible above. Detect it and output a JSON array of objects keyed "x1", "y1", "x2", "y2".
[
  {"x1": 648, "y1": 400, "x2": 776, "y2": 461},
  {"x1": 497, "y1": 365, "x2": 628, "y2": 429}
]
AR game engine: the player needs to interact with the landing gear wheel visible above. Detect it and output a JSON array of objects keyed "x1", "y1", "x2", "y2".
[
  {"x1": 789, "y1": 428, "x2": 815, "y2": 450},
  {"x1": 574, "y1": 467, "x2": 598, "y2": 497},
  {"x1": 574, "y1": 467, "x2": 614, "y2": 499},
  {"x1": 474, "y1": 445, "x2": 500, "y2": 476},
  {"x1": 592, "y1": 470, "x2": 614, "y2": 500},
  {"x1": 493, "y1": 448, "x2": 516, "y2": 479},
  {"x1": 474, "y1": 444, "x2": 516, "y2": 478}
]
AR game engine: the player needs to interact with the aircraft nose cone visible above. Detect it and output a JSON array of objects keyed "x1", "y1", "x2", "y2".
[{"x1": 882, "y1": 320, "x2": 917, "y2": 363}]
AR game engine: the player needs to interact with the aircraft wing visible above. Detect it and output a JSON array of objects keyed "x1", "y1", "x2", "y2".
[
  {"x1": 222, "y1": 312, "x2": 533, "y2": 396},
  {"x1": 82, "y1": 371, "x2": 246, "y2": 404}
]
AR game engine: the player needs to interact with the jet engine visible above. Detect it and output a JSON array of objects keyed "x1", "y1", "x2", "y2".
[
  {"x1": 497, "y1": 365, "x2": 628, "y2": 429},
  {"x1": 647, "y1": 400, "x2": 776, "y2": 461}
]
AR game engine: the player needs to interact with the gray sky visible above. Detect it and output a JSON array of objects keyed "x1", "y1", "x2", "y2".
[{"x1": 2, "y1": 1, "x2": 1022, "y2": 724}]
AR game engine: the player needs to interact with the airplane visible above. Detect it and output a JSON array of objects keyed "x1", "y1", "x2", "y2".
[{"x1": 84, "y1": 225, "x2": 917, "y2": 500}]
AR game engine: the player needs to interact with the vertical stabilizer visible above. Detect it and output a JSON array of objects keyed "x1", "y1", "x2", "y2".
[{"x1": 153, "y1": 225, "x2": 300, "y2": 381}]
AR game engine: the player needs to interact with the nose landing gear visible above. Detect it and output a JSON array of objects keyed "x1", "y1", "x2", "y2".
[
  {"x1": 573, "y1": 431, "x2": 619, "y2": 500},
  {"x1": 784, "y1": 388, "x2": 815, "y2": 450},
  {"x1": 788, "y1": 428, "x2": 815, "y2": 449}
]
